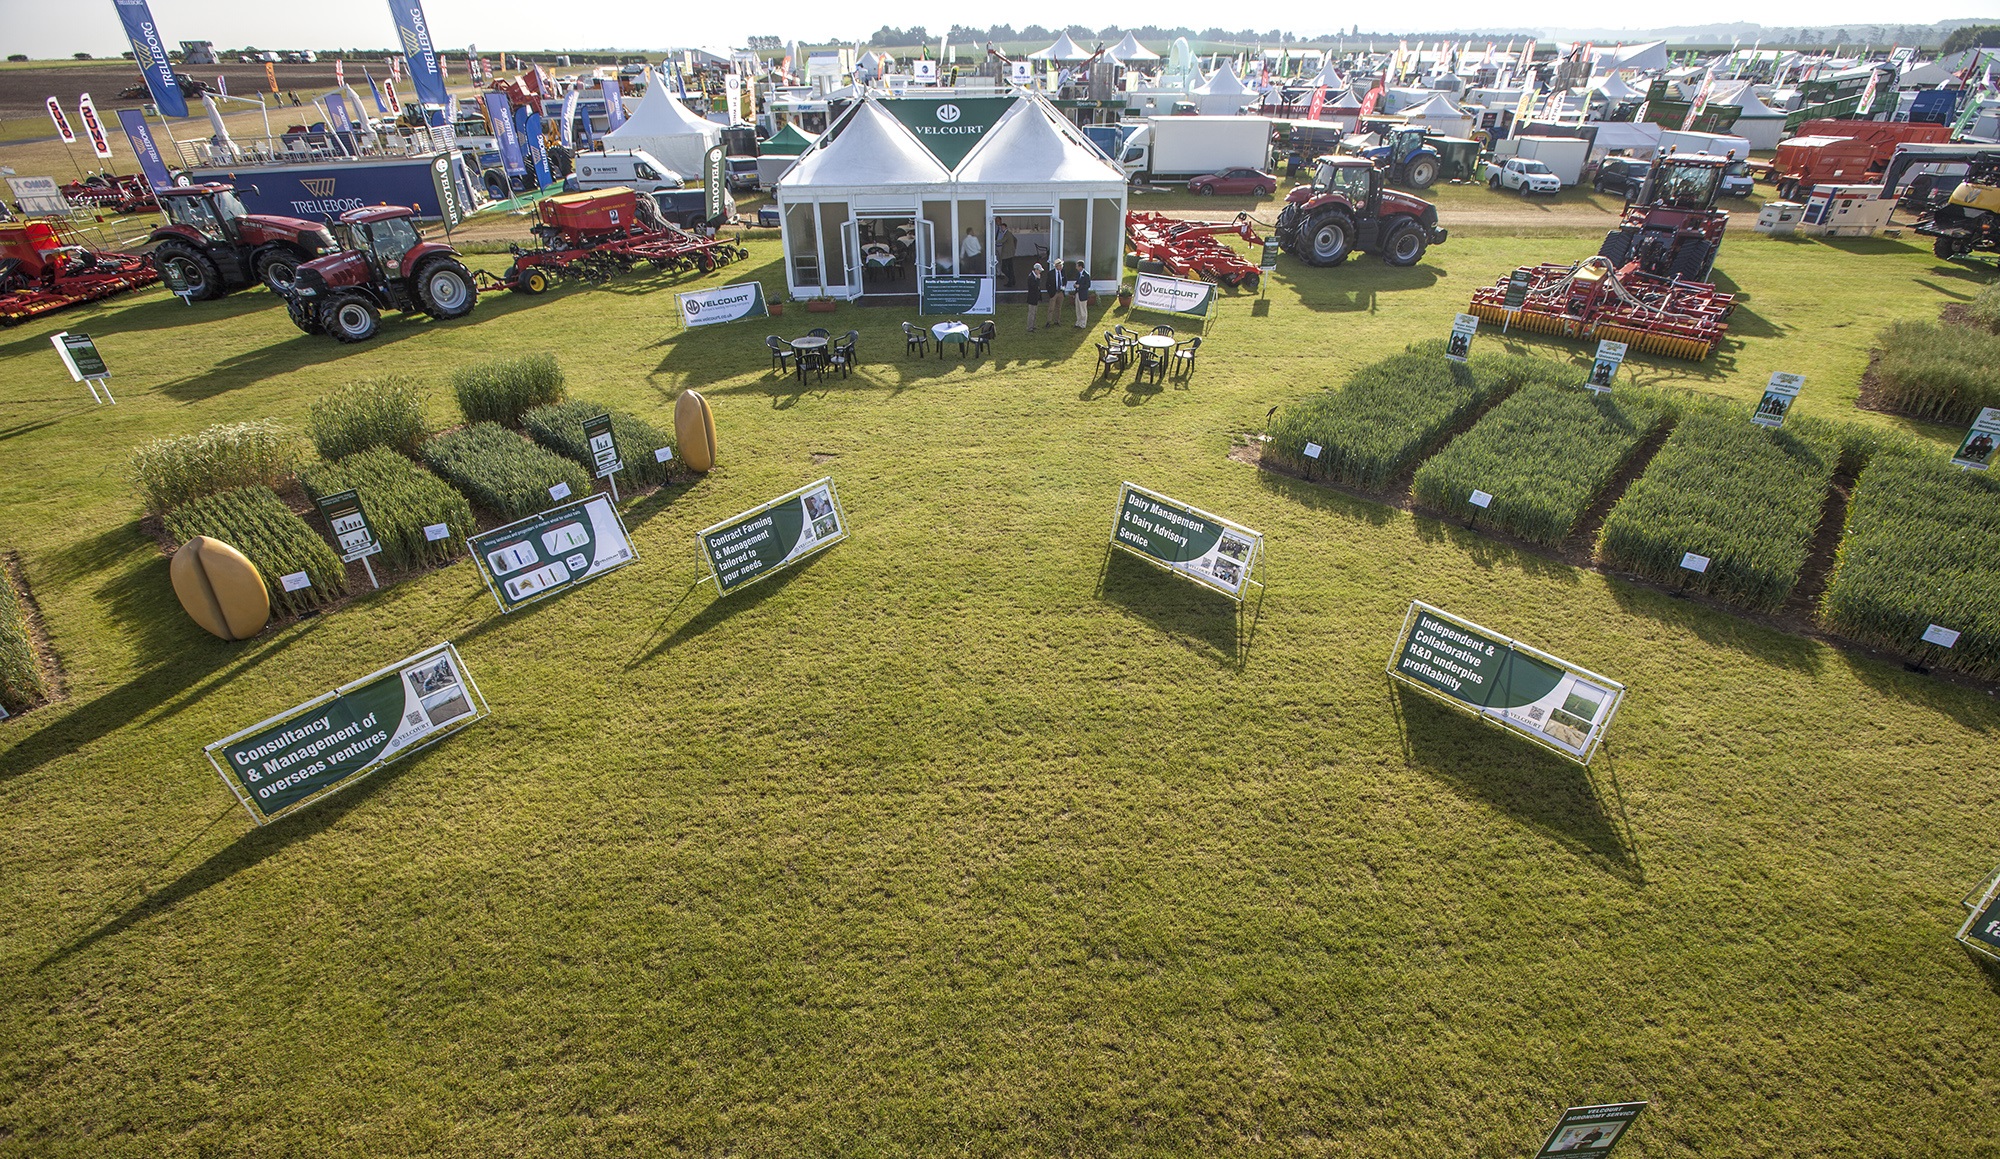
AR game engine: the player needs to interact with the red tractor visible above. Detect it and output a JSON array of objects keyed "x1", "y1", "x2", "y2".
[
  {"x1": 283, "y1": 205, "x2": 478, "y2": 342},
  {"x1": 1595, "y1": 152, "x2": 1731, "y2": 282},
  {"x1": 149, "y1": 184, "x2": 339, "y2": 298},
  {"x1": 1272, "y1": 155, "x2": 1447, "y2": 267}
]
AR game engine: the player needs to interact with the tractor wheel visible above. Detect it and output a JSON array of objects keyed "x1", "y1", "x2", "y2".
[
  {"x1": 1668, "y1": 242, "x2": 1709, "y2": 283},
  {"x1": 1934, "y1": 236, "x2": 1960, "y2": 260},
  {"x1": 520, "y1": 267, "x2": 553, "y2": 294},
  {"x1": 254, "y1": 247, "x2": 307, "y2": 295},
  {"x1": 1778, "y1": 179, "x2": 1799, "y2": 202},
  {"x1": 1405, "y1": 157, "x2": 1440, "y2": 189},
  {"x1": 153, "y1": 240, "x2": 224, "y2": 301},
  {"x1": 1299, "y1": 211, "x2": 1354, "y2": 267},
  {"x1": 1597, "y1": 230, "x2": 1634, "y2": 267},
  {"x1": 285, "y1": 295, "x2": 323, "y2": 335},
  {"x1": 322, "y1": 295, "x2": 381, "y2": 343},
  {"x1": 416, "y1": 259, "x2": 477, "y2": 319},
  {"x1": 1381, "y1": 223, "x2": 1428, "y2": 268},
  {"x1": 696, "y1": 251, "x2": 716, "y2": 273}
]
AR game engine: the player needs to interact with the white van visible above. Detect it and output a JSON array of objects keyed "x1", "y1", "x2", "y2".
[{"x1": 567, "y1": 150, "x2": 684, "y2": 193}]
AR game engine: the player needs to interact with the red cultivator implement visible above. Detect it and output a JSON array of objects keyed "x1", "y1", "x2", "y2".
[
  {"x1": 0, "y1": 219, "x2": 160, "y2": 326},
  {"x1": 485, "y1": 187, "x2": 746, "y2": 295},
  {"x1": 59, "y1": 175, "x2": 159, "y2": 215},
  {"x1": 1126, "y1": 210, "x2": 1267, "y2": 290},
  {"x1": 1467, "y1": 257, "x2": 1735, "y2": 361}
]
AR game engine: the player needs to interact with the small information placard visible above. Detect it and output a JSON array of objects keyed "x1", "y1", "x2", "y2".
[
  {"x1": 1753, "y1": 372, "x2": 1804, "y2": 428},
  {"x1": 1587, "y1": 339, "x2": 1628, "y2": 393},
  {"x1": 1110, "y1": 482, "x2": 1264, "y2": 602},
  {"x1": 1534, "y1": 1102, "x2": 1648, "y2": 1158},
  {"x1": 549, "y1": 482, "x2": 572, "y2": 501},
  {"x1": 52, "y1": 332, "x2": 108, "y2": 380},
  {"x1": 424, "y1": 523, "x2": 452, "y2": 542},
  {"x1": 1922, "y1": 623, "x2": 1961, "y2": 648},
  {"x1": 1469, "y1": 489, "x2": 1494, "y2": 509},
  {"x1": 699, "y1": 478, "x2": 848, "y2": 597},
  {"x1": 1503, "y1": 268, "x2": 1533, "y2": 312},
  {"x1": 467, "y1": 494, "x2": 637, "y2": 613},
  {"x1": 1950, "y1": 406, "x2": 1999, "y2": 471},
  {"x1": 583, "y1": 413, "x2": 622, "y2": 479},
  {"x1": 280, "y1": 571, "x2": 312, "y2": 592},
  {"x1": 1303, "y1": 442, "x2": 1323, "y2": 459},
  {"x1": 654, "y1": 446, "x2": 674, "y2": 463},
  {"x1": 1446, "y1": 313, "x2": 1478, "y2": 363},
  {"x1": 1680, "y1": 552, "x2": 1711, "y2": 573},
  {"x1": 1258, "y1": 239, "x2": 1280, "y2": 271}
]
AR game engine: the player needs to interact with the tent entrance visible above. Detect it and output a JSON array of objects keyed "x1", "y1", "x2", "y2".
[
  {"x1": 993, "y1": 208, "x2": 1054, "y2": 294},
  {"x1": 854, "y1": 214, "x2": 920, "y2": 296}
]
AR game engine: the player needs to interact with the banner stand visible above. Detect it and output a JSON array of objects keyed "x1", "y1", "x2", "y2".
[{"x1": 697, "y1": 477, "x2": 849, "y2": 597}]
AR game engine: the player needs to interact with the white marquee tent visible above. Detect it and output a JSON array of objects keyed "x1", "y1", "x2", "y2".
[
  {"x1": 1402, "y1": 92, "x2": 1474, "y2": 137},
  {"x1": 1107, "y1": 33, "x2": 1160, "y2": 63},
  {"x1": 1028, "y1": 32, "x2": 1094, "y2": 62},
  {"x1": 599, "y1": 68, "x2": 722, "y2": 179},
  {"x1": 1717, "y1": 81, "x2": 1787, "y2": 151},
  {"x1": 1191, "y1": 59, "x2": 1256, "y2": 114}
]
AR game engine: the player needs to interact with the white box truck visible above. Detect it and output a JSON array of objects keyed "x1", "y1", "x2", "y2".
[
  {"x1": 1508, "y1": 136, "x2": 1592, "y2": 187},
  {"x1": 1117, "y1": 116, "x2": 1273, "y2": 186}
]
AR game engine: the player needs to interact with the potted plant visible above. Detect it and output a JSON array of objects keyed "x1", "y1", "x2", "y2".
[
  {"x1": 1118, "y1": 283, "x2": 1134, "y2": 308},
  {"x1": 768, "y1": 299, "x2": 783, "y2": 316},
  {"x1": 806, "y1": 295, "x2": 837, "y2": 314}
]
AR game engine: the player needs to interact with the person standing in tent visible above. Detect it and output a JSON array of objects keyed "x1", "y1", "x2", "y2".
[
  {"x1": 1025, "y1": 262, "x2": 1045, "y2": 333},
  {"x1": 960, "y1": 226, "x2": 984, "y2": 276},
  {"x1": 996, "y1": 220, "x2": 1018, "y2": 289},
  {"x1": 1042, "y1": 261, "x2": 1064, "y2": 330}
]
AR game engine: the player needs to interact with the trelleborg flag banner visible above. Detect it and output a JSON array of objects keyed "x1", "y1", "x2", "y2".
[
  {"x1": 385, "y1": 0, "x2": 450, "y2": 112},
  {"x1": 114, "y1": 108, "x2": 174, "y2": 190},
  {"x1": 559, "y1": 88, "x2": 580, "y2": 148},
  {"x1": 677, "y1": 281, "x2": 768, "y2": 328},
  {"x1": 1388, "y1": 600, "x2": 1626, "y2": 765},
  {"x1": 1111, "y1": 482, "x2": 1264, "y2": 601},
  {"x1": 484, "y1": 92, "x2": 525, "y2": 176},
  {"x1": 112, "y1": 0, "x2": 189, "y2": 118},
  {"x1": 699, "y1": 478, "x2": 848, "y2": 596},
  {"x1": 1132, "y1": 271, "x2": 1215, "y2": 318},
  {"x1": 205, "y1": 642, "x2": 487, "y2": 825},
  {"x1": 602, "y1": 79, "x2": 626, "y2": 129}
]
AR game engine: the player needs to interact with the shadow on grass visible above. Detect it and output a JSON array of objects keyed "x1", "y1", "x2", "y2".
[
  {"x1": 1603, "y1": 572, "x2": 1824, "y2": 674},
  {"x1": 1838, "y1": 649, "x2": 2000, "y2": 734},
  {"x1": 1410, "y1": 512, "x2": 1581, "y2": 587},
  {"x1": 1253, "y1": 463, "x2": 1396, "y2": 529},
  {"x1": 1389, "y1": 681, "x2": 1642, "y2": 881},
  {"x1": 617, "y1": 477, "x2": 702, "y2": 530},
  {"x1": 1095, "y1": 548, "x2": 1252, "y2": 668},
  {"x1": 623, "y1": 562, "x2": 808, "y2": 669}
]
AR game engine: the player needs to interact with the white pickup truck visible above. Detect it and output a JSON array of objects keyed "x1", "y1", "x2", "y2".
[{"x1": 1482, "y1": 157, "x2": 1563, "y2": 195}]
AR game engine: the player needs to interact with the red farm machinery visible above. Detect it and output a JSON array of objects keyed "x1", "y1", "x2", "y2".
[
  {"x1": 0, "y1": 219, "x2": 159, "y2": 326},
  {"x1": 487, "y1": 188, "x2": 746, "y2": 295},
  {"x1": 1466, "y1": 151, "x2": 1737, "y2": 360},
  {"x1": 1126, "y1": 210, "x2": 1267, "y2": 290}
]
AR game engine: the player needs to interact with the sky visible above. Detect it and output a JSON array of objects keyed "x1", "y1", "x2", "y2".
[{"x1": 4, "y1": 0, "x2": 1984, "y2": 60}]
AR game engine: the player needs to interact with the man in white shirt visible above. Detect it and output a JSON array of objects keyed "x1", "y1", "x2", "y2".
[{"x1": 959, "y1": 227, "x2": 983, "y2": 275}]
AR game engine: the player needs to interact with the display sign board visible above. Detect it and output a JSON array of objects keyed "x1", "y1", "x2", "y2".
[
  {"x1": 1504, "y1": 268, "x2": 1533, "y2": 311},
  {"x1": 699, "y1": 477, "x2": 847, "y2": 596},
  {"x1": 315, "y1": 489, "x2": 382, "y2": 562},
  {"x1": 678, "y1": 280, "x2": 769, "y2": 327},
  {"x1": 1259, "y1": 240, "x2": 1281, "y2": 271},
  {"x1": 467, "y1": 493, "x2": 636, "y2": 612},
  {"x1": 205, "y1": 641, "x2": 486, "y2": 825},
  {"x1": 1389, "y1": 600, "x2": 1626, "y2": 765},
  {"x1": 1534, "y1": 1102, "x2": 1648, "y2": 1158},
  {"x1": 1587, "y1": 339, "x2": 1628, "y2": 393},
  {"x1": 1921, "y1": 623, "x2": 1961, "y2": 649},
  {"x1": 1958, "y1": 872, "x2": 2000, "y2": 963},
  {"x1": 429, "y1": 153, "x2": 465, "y2": 230},
  {"x1": 6, "y1": 176, "x2": 70, "y2": 217},
  {"x1": 1753, "y1": 372, "x2": 1804, "y2": 428},
  {"x1": 51, "y1": 332, "x2": 108, "y2": 381},
  {"x1": 582, "y1": 413, "x2": 622, "y2": 478},
  {"x1": 1469, "y1": 489, "x2": 1493, "y2": 509},
  {"x1": 1446, "y1": 313, "x2": 1478, "y2": 362},
  {"x1": 1679, "y1": 552, "x2": 1710, "y2": 573},
  {"x1": 703, "y1": 143, "x2": 727, "y2": 223},
  {"x1": 883, "y1": 96, "x2": 1013, "y2": 167},
  {"x1": 1131, "y1": 272, "x2": 1214, "y2": 318},
  {"x1": 918, "y1": 275, "x2": 995, "y2": 315},
  {"x1": 1951, "y1": 406, "x2": 1999, "y2": 471},
  {"x1": 1110, "y1": 482, "x2": 1264, "y2": 602},
  {"x1": 1009, "y1": 61, "x2": 1032, "y2": 84}
]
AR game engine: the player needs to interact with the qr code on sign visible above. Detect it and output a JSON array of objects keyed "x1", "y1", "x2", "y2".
[{"x1": 407, "y1": 711, "x2": 424, "y2": 727}]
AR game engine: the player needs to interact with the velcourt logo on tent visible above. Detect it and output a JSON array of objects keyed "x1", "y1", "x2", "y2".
[{"x1": 937, "y1": 104, "x2": 961, "y2": 123}]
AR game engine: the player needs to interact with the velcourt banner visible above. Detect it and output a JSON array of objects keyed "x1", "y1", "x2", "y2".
[
  {"x1": 1959, "y1": 872, "x2": 2000, "y2": 963},
  {"x1": 918, "y1": 276, "x2": 994, "y2": 315},
  {"x1": 1111, "y1": 482, "x2": 1263, "y2": 600},
  {"x1": 205, "y1": 642, "x2": 487, "y2": 824},
  {"x1": 467, "y1": 493, "x2": 636, "y2": 612},
  {"x1": 699, "y1": 478, "x2": 847, "y2": 596},
  {"x1": 1132, "y1": 272, "x2": 1214, "y2": 318},
  {"x1": 1389, "y1": 600, "x2": 1625, "y2": 764},
  {"x1": 679, "y1": 281, "x2": 768, "y2": 327}
]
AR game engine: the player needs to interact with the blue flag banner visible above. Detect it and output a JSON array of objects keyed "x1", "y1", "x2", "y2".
[
  {"x1": 559, "y1": 89, "x2": 579, "y2": 148},
  {"x1": 602, "y1": 78, "x2": 626, "y2": 130},
  {"x1": 521, "y1": 108, "x2": 552, "y2": 188},
  {"x1": 325, "y1": 92, "x2": 352, "y2": 133},
  {"x1": 115, "y1": 107, "x2": 175, "y2": 190},
  {"x1": 365, "y1": 69, "x2": 389, "y2": 114},
  {"x1": 384, "y1": 0, "x2": 450, "y2": 114},
  {"x1": 112, "y1": 0, "x2": 189, "y2": 118},
  {"x1": 485, "y1": 92, "x2": 525, "y2": 177}
]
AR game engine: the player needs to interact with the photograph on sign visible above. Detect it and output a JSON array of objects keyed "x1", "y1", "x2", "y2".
[
  {"x1": 699, "y1": 477, "x2": 848, "y2": 596},
  {"x1": 1110, "y1": 483, "x2": 1263, "y2": 601},
  {"x1": 1951, "y1": 407, "x2": 1999, "y2": 471},
  {"x1": 1446, "y1": 314, "x2": 1478, "y2": 362},
  {"x1": 1389, "y1": 601, "x2": 1625, "y2": 765},
  {"x1": 1131, "y1": 272, "x2": 1214, "y2": 318},
  {"x1": 204, "y1": 642, "x2": 488, "y2": 825},
  {"x1": 918, "y1": 276, "x2": 995, "y2": 316},
  {"x1": 1752, "y1": 372, "x2": 1804, "y2": 428},
  {"x1": 1535, "y1": 1102, "x2": 1647, "y2": 1158},
  {"x1": 467, "y1": 493, "x2": 636, "y2": 612}
]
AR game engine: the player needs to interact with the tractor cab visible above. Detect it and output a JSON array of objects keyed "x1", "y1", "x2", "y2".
[
  {"x1": 1385, "y1": 127, "x2": 1428, "y2": 167},
  {"x1": 336, "y1": 208, "x2": 427, "y2": 278},
  {"x1": 1640, "y1": 153, "x2": 1727, "y2": 211},
  {"x1": 1290, "y1": 156, "x2": 1382, "y2": 208},
  {"x1": 157, "y1": 185, "x2": 251, "y2": 242},
  {"x1": 1596, "y1": 152, "x2": 1732, "y2": 282}
]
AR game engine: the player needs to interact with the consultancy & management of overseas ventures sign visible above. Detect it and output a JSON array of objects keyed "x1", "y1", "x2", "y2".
[
  {"x1": 205, "y1": 642, "x2": 486, "y2": 824},
  {"x1": 1131, "y1": 272, "x2": 1214, "y2": 318},
  {"x1": 1389, "y1": 600, "x2": 1625, "y2": 765},
  {"x1": 467, "y1": 493, "x2": 635, "y2": 612},
  {"x1": 699, "y1": 478, "x2": 847, "y2": 596},
  {"x1": 1111, "y1": 483, "x2": 1262, "y2": 601}
]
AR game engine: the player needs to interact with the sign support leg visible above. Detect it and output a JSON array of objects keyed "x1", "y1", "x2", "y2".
[
  {"x1": 360, "y1": 555, "x2": 378, "y2": 590},
  {"x1": 607, "y1": 474, "x2": 620, "y2": 503},
  {"x1": 95, "y1": 377, "x2": 114, "y2": 404}
]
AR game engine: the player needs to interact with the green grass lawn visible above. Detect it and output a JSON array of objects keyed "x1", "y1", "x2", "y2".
[{"x1": 1, "y1": 221, "x2": 1997, "y2": 1156}]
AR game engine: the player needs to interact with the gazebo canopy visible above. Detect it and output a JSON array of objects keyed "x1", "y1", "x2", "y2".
[
  {"x1": 955, "y1": 96, "x2": 1124, "y2": 186},
  {"x1": 1027, "y1": 32, "x2": 1093, "y2": 62},
  {"x1": 760, "y1": 122, "x2": 818, "y2": 157},
  {"x1": 600, "y1": 68, "x2": 722, "y2": 177},
  {"x1": 1592, "y1": 72, "x2": 1639, "y2": 102},
  {"x1": 1325, "y1": 87, "x2": 1363, "y2": 112},
  {"x1": 776, "y1": 99, "x2": 949, "y2": 190},
  {"x1": 1107, "y1": 33, "x2": 1159, "y2": 63},
  {"x1": 1194, "y1": 59, "x2": 1251, "y2": 95}
]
